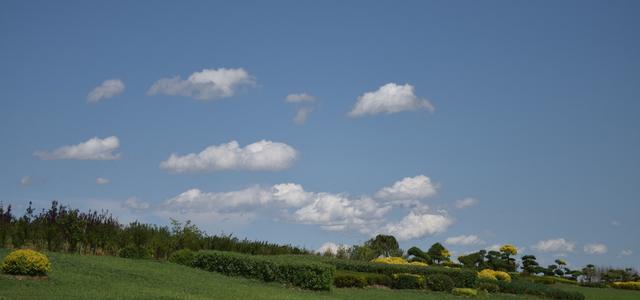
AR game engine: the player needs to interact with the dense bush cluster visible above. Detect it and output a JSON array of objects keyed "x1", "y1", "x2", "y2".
[
  {"x1": 334, "y1": 270, "x2": 391, "y2": 287},
  {"x1": 0, "y1": 201, "x2": 309, "y2": 259},
  {"x1": 612, "y1": 281, "x2": 640, "y2": 290},
  {"x1": 496, "y1": 279, "x2": 585, "y2": 300},
  {"x1": 390, "y1": 273, "x2": 425, "y2": 289},
  {"x1": 192, "y1": 251, "x2": 335, "y2": 290},
  {"x1": 478, "y1": 269, "x2": 512, "y2": 282},
  {"x1": 371, "y1": 256, "x2": 428, "y2": 266},
  {"x1": 303, "y1": 255, "x2": 477, "y2": 288},
  {"x1": 168, "y1": 249, "x2": 195, "y2": 266},
  {"x1": 0, "y1": 249, "x2": 51, "y2": 276},
  {"x1": 425, "y1": 273, "x2": 454, "y2": 291}
]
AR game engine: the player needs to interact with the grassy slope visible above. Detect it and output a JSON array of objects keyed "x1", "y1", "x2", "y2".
[
  {"x1": 1, "y1": 249, "x2": 637, "y2": 300},
  {"x1": 554, "y1": 284, "x2": 640, "y2": 300}
]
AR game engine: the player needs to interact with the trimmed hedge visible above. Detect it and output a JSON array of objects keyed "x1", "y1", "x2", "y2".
[
  {"x1": 192, "y1": 251, "x2": 334, "y2": 290},
  {"x1": 452, "y1": 288, "x2": 479, "y2": 297},
  {"x1": 426, "y1": 273, "x2": 454, "y2": 292},
  {"x1": 476, "y1": 279, "x2": 500, "y2": 293},
  {"x1": 334, "y1": 273, "x2": 366, "y2": 288},
  {"x1": 168, "y1": 249, "x2": 195, "y2": 266},
  {"x1": 497, "y1": 279, "x2": 585, "y2": 300},
  {"x1": 612, "y1": 281, "x2": 640, "y2": 290},
  {"x1": 335, "y1": 270, "x2": 391, "y2": 287},
  {"x1": 391, "y1": 273, "x2": 425, "y2": 289},
  {"x1": 306, "y1": 256, "x2": 476, "y2": 288}
]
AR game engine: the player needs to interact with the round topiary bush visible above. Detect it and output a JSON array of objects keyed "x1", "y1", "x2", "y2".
[
  {"x1": 426, "y1": 273, "x2": 454, "y2": 292},
  {"x1": 1, "y1": 249, "x2": 51, "y2": 276},
  {"x1": 452, "y1": 287, "x2": 479, "y2": 297},
  {"x1": 168, "y1": 249, "x2": 195, "y2": 266}
]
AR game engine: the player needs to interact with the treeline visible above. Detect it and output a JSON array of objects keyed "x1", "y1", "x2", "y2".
[{"x1": 0, "y1": 201, "x2": 309, "y2": 259}]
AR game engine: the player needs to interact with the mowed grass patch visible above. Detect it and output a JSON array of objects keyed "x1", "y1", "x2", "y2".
[
  {"x1": 0, "y1": 249, "x2": 535, "y2": 300},
  {"x1": 554, "y1": 283, "x2": 640, "y2": 300}
]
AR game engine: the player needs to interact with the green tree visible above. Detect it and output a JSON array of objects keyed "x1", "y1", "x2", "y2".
[
  {"x1": 408, "y1": 246, "x2": 432, "y2": 264},
  {"x1": 457, "y1": 250, "x2": 486, "y2": 269},
  {"x1": 365, "y1": 234, "x2": 402, "y2": 257},
  {"x1": 521, "y1": 255, "x2": 540, "y2": 275},
  {"x1": 427, "y1": 242, "x2": 451, "y2": 264}
]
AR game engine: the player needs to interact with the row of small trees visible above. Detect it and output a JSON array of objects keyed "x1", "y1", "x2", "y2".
[
  {"x1": 322, "y1": 234, "x2": 639, "y2": 284},
  {"x1": 0, "y1": 201, "x2": 309, "y2": 258}
]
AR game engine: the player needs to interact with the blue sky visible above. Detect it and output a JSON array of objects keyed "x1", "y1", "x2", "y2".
[{"x1": 1, "y1": 0, "x2": 639, "y2": 269}]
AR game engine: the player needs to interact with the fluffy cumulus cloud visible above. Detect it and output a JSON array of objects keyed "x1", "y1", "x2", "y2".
[
  {"x1": 285, "y1": 93, "x2": 315, "y2": 103},
  {"x1": 584, "y1": 243, "x2": 608, "y2": 255},
  {"x1": 87, "y1": 79, "x2": 125, "y2": 103},
  {"x1": 445, "y1": 235, "x2": 484, "y2": 246},
  {"x1": 533, "y1": 238, "x2": 576, "y2": 253},
  {"x1": 349, "y1": 83, "x2": 434, "y2": 117},
  {"x1": 292, "y1": 194, "x2": 391, "y2": 232},
  {"x1": 35, "y1": 136, "x2": 121, "y2": 160},
  {"x1": 455, "y1": 197, "x2": 478, "y2": 209},
  {"x1": 317, "y1": 242, "x2": 350, "y2": 255},
  {"x1": 160, "y1": 140, "x2": 298, "y2": 173},
  {"x1": 148, "y1": 68, "x2": 254, "y2": 101},
  {"x1": 375, "y1": 175, "x2": 438, "y2": 205},
  {"x1": 96, "y1": 177, "x2": 110, "y2": 185},
  {"x1": 381, "y1": 211, "x2": 453, "y2": 241}
]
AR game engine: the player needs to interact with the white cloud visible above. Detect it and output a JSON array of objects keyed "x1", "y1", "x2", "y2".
[
  {"x1": 96, "y1": 177, "x2": 110, "y2": 185},
  {"x1": 87, "y1": 79, "x2": 125, "y2": 103},
  {"x1": 381, "y1": 211, "x2": 453, "y2": 241},
  {"x1": 160, "y1": 140, "x2": 298, "y2": 173},
  {"x1": 293, "y1": 107, "x2": 313, "y2": 125},
  {"x1": 148, "y1": 68, "x2": 254, "y2": 101},
  {"x1": 20, "y1": 176, "x2": 32, "y2": 187},
  {"x1": 35, "y1": 136, "x2": 121, "y2": 160},
  {"x1": 285, "y1": 93, "x2": 315, "y2": 103},
  {"x1": 611, "y1": 220, "x2": 622, "y2": 227},
  {"x1": 621, "y1": 249, "x2": 632, "y2": 256},
  {"x1": 317, "y1": 242, "x2": 350, "y2": 255},
  {"x1": 123, "y1": 197, "x2": 150, "y2": 210},
  {"x1": 349, "y1": 83, "x2": 434, "y2": 117},
  {"x1": 532, "y1": 238, "x2": 576, "y2": 253},
  {"x1": 375, "y1": 175, "x2": 438, "y2": 205},
  {"x1": 292, "y1": 194, "x2": 391, "y2": 232},
  {"x1": 584, "y1": 243, "x2": 608, "y2": 255},
  {"x1": 445, "y1": 235, "x2": 484, "y2": 246},
  {"x1": 455, "y1": 197, "x2": 478, "y2": 209}
]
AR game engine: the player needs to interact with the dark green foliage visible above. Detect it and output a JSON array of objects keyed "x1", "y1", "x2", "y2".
[
  {"x1": 391, "y1": 273, "x2": 425, "y2": 289},
  {"x1": 579, "y1": 282, "x2": 608, "y2": 288},
  {"x1": 335, "y1": 270, "x2": 392, "y2": 287},
  {"x1": 496, "y1": 279, "x2": 585, "y2": 300},
  {"x1": 334, "y1": 273, "x2": 366, "y2": 288},
  {"x1": 457, "y1": 250, "x2": 486, "y2": 269},
  {"x1": 365, "y1": 234, "x2": 403, "y2": 257},
  {"x1": 299, "y1": 255, "x2": 476, "y2": 288},
  {"x1": 476, "y1": 279, "x2": 500, "y2": 293},
  {"x1": 425, "y1": 273, "x2": 454, "y2": 292},
  {"x1": 407, "y1": 246, "x2": 431, "y2": 264},
  {"x1": 192, "y1": 251, "x2": 335, "y2": 290},
  {"x1": 168, "y1": 249, "x2": 195, "y2": 266},
  {"x1": 118, "y1": 245, "x2": 151, "y2": 259},
  {"x1": 427, "y1": 243, "x2": 450, "y2": 264}
]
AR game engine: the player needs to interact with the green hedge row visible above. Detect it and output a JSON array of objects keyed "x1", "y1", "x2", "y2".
[
  {"x1": 496, "y1": 279, "x2": 585, "y2": 300},
  {"x1": 192, "y1": 251, "x2": 335, "y2": 290},
  {"x1": 315, "y1": 257, "x2": 477, "y2": 288},
  {"x1": 334, "y1": 270, "x2": 391, "y2": 288}
]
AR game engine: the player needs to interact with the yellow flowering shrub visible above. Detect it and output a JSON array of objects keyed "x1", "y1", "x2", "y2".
[
  {"x1": 452, "y1": 287, "x2": 479, "y2": 297},
  {"x1": 612, "y1": 281, "x2": 640, "y2": 290},
  {"x1": 371, "y1": 257, "x2": 428, "y2": 267},
  {"x1": 477, "y1": 269, "x2": 511, "y2": 282},
  {"x1": 1, "y1": 249, "x2": 51, "y2": 276},
  {"x1": 499, "y1": 244, "x2": 518, "y2": 256}
]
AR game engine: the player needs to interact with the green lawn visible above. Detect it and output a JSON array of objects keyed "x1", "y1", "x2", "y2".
[
  {"x1": 0, "y1": 249, "x2": 636, "y2": 300},
  {"x1": 554, "y1": 283, "x2": 639, "y2": 300}
]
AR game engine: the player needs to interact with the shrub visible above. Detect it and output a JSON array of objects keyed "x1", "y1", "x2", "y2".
[
  {"x1": 478, "y1": 269, "x2": 511, "y2": 282},
  {"x1": 335, "y1": 270, "x2": 392, "y2": 287},
  {"x1": 334, "y1": 273, "x2": 366, "y2": 288},
  {"x1": 497, "y1": 280, "x2": 585, "y2": 300},
  {"x1": 192, "y1": 251, "x2": 334, "y2": 290},
  {"x1": 168, "y1": 249, "x2": 195, "y2": 266},
  {"x1": 426, "y1": 273, "x2": 454, "y2": 292},
  {"x1": 303, "y1": 256, "x2": 476, "y2": 288},
  {"x1": 579, "y1": 281, "x2": 608, "y2": 288},
  {"x1": 612, "y1": 281, "x2": 640, "y2": 290},
  {"x1": 452, "y1": 288, "x2": 478, "y2": 297},
  {"x1": 118, "y1": 245, "x2": 151, "y2": 259},
  {"x1": 391, "y1": 273, "x2": 425, "y2": 289},
  {"x1": 1, "y1": 249, "x2": 51, "y2": 276},
  {"x1": 476, "y1": 279, "x2": 500, "y2": 293}
]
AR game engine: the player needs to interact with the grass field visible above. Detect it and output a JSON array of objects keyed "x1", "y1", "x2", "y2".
[{"x1": 0, "y1": 249, "x2": 637, "y2": 300}]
